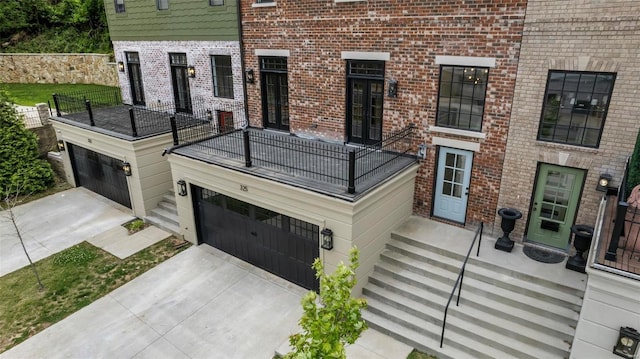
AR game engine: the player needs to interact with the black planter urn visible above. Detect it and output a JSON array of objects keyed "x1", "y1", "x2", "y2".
[
  {"x1": 566, "y1": 225, "x2": 594, "y2": 273},
  {"x1": 495, "y1": 208, "x2": 523, "y2": 252}
]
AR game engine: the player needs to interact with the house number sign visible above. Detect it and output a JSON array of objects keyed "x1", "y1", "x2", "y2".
[{"x1": 240, "y1": 185, "x2": 248, "y2": 192}]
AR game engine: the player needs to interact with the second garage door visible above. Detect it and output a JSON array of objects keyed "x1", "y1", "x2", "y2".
[
  {"x1": 68, "y1": 143, "x2": 132, "y2": 208},
  {"x1": 194, "y1": 186, "x2": 319, "y2": 291}
]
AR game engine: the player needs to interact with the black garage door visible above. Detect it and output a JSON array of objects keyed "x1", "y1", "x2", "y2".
[
  {"x1": 194, "y1": 186, "x2": 319, "y2": 291},
  {"x1": 68, "y1": 143, "x2": 132, "y2": 208}
]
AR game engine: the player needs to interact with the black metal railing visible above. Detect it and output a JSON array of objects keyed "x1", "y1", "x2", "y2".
[
  {"x1": 352, "y1": 124, "x2": 415, "y2": 192},
  {"x1": 440, "y1": 222, "x2": 484, "y2": 348},
  {"x1": 606, "y1": 156, "x2": 631, "y2": 261},
  {"x1": 53, "y1": 87, "x2": 122, "y2": 116},
  {"x1": 168, "y1": 124, "x2": 417, "y2": 194}
]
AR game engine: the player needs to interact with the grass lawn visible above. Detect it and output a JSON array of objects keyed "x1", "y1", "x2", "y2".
[
  {"x1": 0, "y1": 83, "x2": 117, "y2": 107},
  {"x1": 407, "y1": 349, "x2": 439, "y2": 359},
  {"x1": 0, "y1": 238, "x2": 191, "y2": 353}
]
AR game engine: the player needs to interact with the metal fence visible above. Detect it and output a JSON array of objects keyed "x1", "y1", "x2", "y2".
[{"x1": 14, "y1": 104, "x2": 51, "y2": 128}]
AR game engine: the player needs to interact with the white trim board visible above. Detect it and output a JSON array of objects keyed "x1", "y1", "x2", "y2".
[
  {"x1": 341, "y1": 51, "x2": 390, "y2": 61},
  {"x1": 435, "y1": 56, "x2": 496, "y2": 68},
  {"x1": 432, "y1": 136, "x2": 480, "y2": 152},
  {"x1": 254, "y1": 49, "x2": 290, "y2": 57}
]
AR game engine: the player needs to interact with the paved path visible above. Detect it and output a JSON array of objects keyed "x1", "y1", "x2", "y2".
[{"x1": 0, "y1": 188, "x2": 134, "y2": 276}]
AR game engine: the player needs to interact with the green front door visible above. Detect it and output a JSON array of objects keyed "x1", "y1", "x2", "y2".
[{"x1": 526, "y1": 164, "x2": 585, "y2": 250}]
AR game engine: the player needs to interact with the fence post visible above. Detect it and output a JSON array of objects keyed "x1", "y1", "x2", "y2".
[
  {"x1": 169, "y1": 116, "x2": 179, "y2": 146},
  {"x1": 606, "y1": 202, "x2": 628, "y2": 261},
  {"x1": 243, "y1": 129, "x2": 252, "y2": 168},
  {"x1": 129, "y1": 108, "x2": 138, "y2": 137},
  {"x1": 348, "y1": 150, "x2": 356, "y2": 194},
  {"x1": 53, "y1": 94, "x2": 61, "y2": 117},
  {"x1": 85, "y1": 100, "x2": 95, "y2": 126}
]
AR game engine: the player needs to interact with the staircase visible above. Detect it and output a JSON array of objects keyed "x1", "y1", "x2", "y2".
[
  {"x1": 362, "y1": 228, "x2": 585, "y2": 359},
  {"x1": 145, "y1": 190, "x2": 180, "y2": 236}
]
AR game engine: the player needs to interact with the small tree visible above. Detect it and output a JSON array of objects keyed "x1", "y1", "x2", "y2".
[
  {"x1": 0, "y1": 91, "x2": 54, "y2": 198},
  {"x1": 285, "y1": 247, "x2": 367, "y2": 359}
]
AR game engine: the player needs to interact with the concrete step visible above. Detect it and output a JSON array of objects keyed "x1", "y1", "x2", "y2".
[
  {"x1": 145, "y1": 214, "x2": 180, "y2": 235},
  {"x1": 149, "y1": 206, "x2": 179, "y2": 225},
  {"x1": 379, "y1": 249, "x2": 580, "y2": 324},
  {"x1": 162, "y1": 192, "x2": 177, "y2": 206},
  {"x1": 364, "y1": 298, "x2": 519, "y2": 359},
  {"x1": 158, "y1": 200, "x2": 177, "y2": 213},
  {"x1": 370, "y1": 262, "x2": 576, "y2": 341},
  {"x1": 364, "y1": 278, "x2": 570, "y2": 357},
  {"x1": 386, "y1": 239, "x2": 583, "y2": 311},
  {"x1": 391, "y1": 231, "x2": 585, "y2": 296}
]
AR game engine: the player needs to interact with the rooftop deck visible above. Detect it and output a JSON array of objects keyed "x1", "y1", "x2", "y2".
[{"x1": 171, "y1": 127, "x2": 418, "y2": 201}]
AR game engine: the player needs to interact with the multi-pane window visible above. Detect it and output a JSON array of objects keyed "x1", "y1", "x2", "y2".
[
  {"x1": 157, "y1": 0, "x2": 169, "y2": 10},
  {"x1": 257, "y1": 0, "x2": 274, "y2": 3},
  {"x1": 260, "y1": 57, "x2": 289, "y2": 131},
  {"x1": 436, "y1": 66, "x2": 489, "y2": 131},
  {"x1": 210, "y1": 0, "x2": 224, "y2": 5},
  {"x1": 538, "y1": 71, "x2": 615, "y2": 147},
  {"x1": 211, "y1": 55, "x2": 234, "y2": 99},
  {"x1": 114, "y1": 0, "x2": 125, "y2": 13}
]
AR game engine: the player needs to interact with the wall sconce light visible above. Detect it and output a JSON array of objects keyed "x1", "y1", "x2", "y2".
[
  {"x1": 118, "y1": 61, "x2": 125, "y2": 72},
  {"x1": 245, "y1": 69, "x2": 255, "y2": 84},
  {"x1": 57, "y1": 140, "x2": 65, "y2": 152},
  {"x1": 596, "y1": 173, "x2": 612, "y2": 192},
  {"x1": 388, "y1": 80, "x2": 398, "y2": 98},
  {"x1": 417, "y1": 143, "x2": 427, "y2": 160},
  {"x1": 613, "y1": 327, "x2": 640, "y2": 359},
  {"x1": 187, "y1": 66, "x2": 196, "y2": 78},
  {"x1": 122, "y1": 162, "x2": 132, "y2": 177},
  {"x1": 206, "y1": 109, "x2": 213, "y2": 121},
  {"x1": 321, "y1": 228, "x2": 334, "y2": 250},
  {"x1": 177, "y1": 180, "x2": 187, "y2": 196}
]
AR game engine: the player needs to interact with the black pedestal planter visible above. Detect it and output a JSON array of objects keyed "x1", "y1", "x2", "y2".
[
  {"x1": 495, "y1": 208, "x2": 523, "y2": 252},
  {"x1": 566, "y1": 224, "x2": 594, "y2": 273}
]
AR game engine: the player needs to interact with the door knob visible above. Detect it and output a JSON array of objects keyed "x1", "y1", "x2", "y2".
[{"x1": 250, "y1": 231, "x2": 257, "y2": 236}]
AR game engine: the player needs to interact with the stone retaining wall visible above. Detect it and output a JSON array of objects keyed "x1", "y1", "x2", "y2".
[{"x1": 0, "y1": 53, "x2": 118, "y2": 86}]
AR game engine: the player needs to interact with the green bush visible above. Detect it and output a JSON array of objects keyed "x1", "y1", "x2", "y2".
[
  {"x1": 0, "y1": 91, "x2": 54, "y2": 197},
  {"x1": 284, "y1": 248, "x2": 367, "y2": 359}
]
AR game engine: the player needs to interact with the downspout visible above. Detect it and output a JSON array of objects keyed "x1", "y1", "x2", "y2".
[{"x1": 237, "y1": 0, "x2": 250, "y2": 129}]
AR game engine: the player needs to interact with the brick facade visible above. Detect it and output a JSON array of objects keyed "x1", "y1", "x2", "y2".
[
  {"x1": 496, "y1": 1, "x2": 640, "y2": 242},
  {"x1": 113, "y1": 40, "x2": 244, "y2": 114},
  {"x1": 240, "y1": 0, "x2": 526, "y2": 227}
]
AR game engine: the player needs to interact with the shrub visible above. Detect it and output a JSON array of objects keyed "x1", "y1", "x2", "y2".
[
  {"x1": 284, "y1": 247, "x2": 367, "y2": 359},
  {"x1": 626, "y1": 129, "x2": 640, "y2": 199},
  {"x1": 0, "y1": 91, "x2": 54, "y2": 197},
  {"x1": 53, "y1": 245, "x2": 97, "y2": 266}
]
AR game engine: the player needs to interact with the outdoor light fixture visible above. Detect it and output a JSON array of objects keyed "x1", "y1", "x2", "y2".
[
  {"x1": 206, "y1": 109, "x2": 213, "y2": 121},
  {"x1": 57, "y1": 140, "x2": 65, "y2": 152},
  {"x1": 614, "y1": 327, "x2": 640, "y2": 359},
  {"x1": 596, "y1": 173, "x2": 612, "y2": 192},
  {"x1": 117, "y1": 61, "x2": 125, "y2": 72},
  {"x1": 417, "y1": 143, "x2": 427, "y2": 159},
  {"x1": 321, "y1": 228, "x2": 334, "y2": 250},
  {"x1": 187, "y1": 66, "x2": 196, "y2": 78},
  {"x1": 122, "y1": 162, "x2": 132, "y2": 177},
  {"x1": 388, "y1": 80, "x2": 398, "y2": 98},
  {"x1": 245, "y1": 69, "x2": 255, "y2": 84},
  {"x1": 177, "y1": 180, "x2": 187, "y2": 197}
]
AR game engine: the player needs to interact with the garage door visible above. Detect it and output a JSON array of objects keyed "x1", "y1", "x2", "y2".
[
  {"x1": 194, "y1": 186, "x2": 319, "y2": 291},
  {"x1": 68, "y1": 144, "x2": 132, "y2": 208}
]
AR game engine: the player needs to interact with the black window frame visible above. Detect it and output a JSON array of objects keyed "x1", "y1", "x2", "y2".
[
  {"x1": 210, "y1": 0, "x2": 224, "y2": 5},
  {"x1": 157, "y1": 0, "x2": 169, "y2": 10},
  {"x1": 257, "y1": 0, "x2": 274, "y2": 3},
  {"x1": 537, "y1": 70, "x2": 616, "y2": 148},
  {"x1": 435, "y1": 65, "x2": 489, "y2": 132},
  {"x1": 211, "y1": 55, "x2": 234, "y2": 99},
  {"x1": 260, "y1": 56, "x2": 289, "y2": 131},
  {"x1": 114, "y1": 0, "x2": 125, "y2": 13}
]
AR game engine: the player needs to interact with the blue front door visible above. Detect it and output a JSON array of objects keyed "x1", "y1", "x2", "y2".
[{"x1": 433, "y1": 147, "x2": 473, "y2": 223}]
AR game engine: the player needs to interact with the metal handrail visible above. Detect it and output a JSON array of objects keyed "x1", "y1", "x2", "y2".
[{"x1": 440, "y1": 222, "x2": 484, "y2": 348}]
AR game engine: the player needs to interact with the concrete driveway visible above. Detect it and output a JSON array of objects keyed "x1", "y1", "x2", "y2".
[{"x1": 0, "y1": 187, "x2": 134, "y2": 277}]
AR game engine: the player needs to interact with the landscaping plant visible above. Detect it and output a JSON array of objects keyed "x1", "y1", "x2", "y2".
[
  {"x1": 284, "y1": 247, "x2": 367, "y2": 359},
  {"x1": 0, "y1": 91, "x2": 54, "y2": 197}
]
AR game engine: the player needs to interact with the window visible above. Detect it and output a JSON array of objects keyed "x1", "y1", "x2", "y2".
[
  {"x1": 125, "y1": 52, "x2": 145, "y2": 105},
  {"x1": 114, "y1": 0, "x2": 125, "y2": 13},
  {"x1": 210, "y1": 0, "x2": 224, "y2": 5},
  {"x1": 157, "y1": 0, "x2": 169, "y2": 10},
  {"x1": 436, "y1": 66, "x2": 489, "y2": 132},
  {"x1": 257, "y1": 0, "x2": 274, "y2": 2},
  {"x1": 260, "y1": 57, "x2": 289, "y2": 131},
  {"x1": 346, "y1": 60, "x2": 384, "y2": 144},
  {"x1": 211, "y1": 55, "x2": 234, "y2": 99},
  {"x1": 538, "y1": 71, "x2": 615, "y2": 147}
]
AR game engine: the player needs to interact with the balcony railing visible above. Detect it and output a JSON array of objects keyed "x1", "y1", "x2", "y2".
[
  {"x1": 169, "y1": 123, "x2": 417, "y2": 195},
  {"x1": 593, "y1": 156, "x2": 640, "y2": 278},
  {"x1": 52, "y1": 87, "x2": 244, "y2": 139}
]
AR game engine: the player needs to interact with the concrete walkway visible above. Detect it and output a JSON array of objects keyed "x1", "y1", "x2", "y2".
[
  {"x1": 1, "y1": 245, "x2": 412, "y2": 359},
  {"x1": 0, "y1": 187, "x2": 134, "y2": 276}
]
